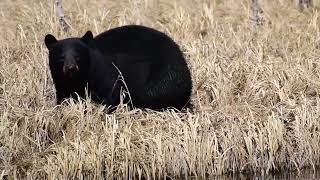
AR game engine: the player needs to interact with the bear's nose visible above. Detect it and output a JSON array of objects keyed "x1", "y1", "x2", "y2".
[
  {"x1": 68, "y1": 66, "x2": 77, "y2": 73},
  {"x1": 63, "y1": 65, "x2": 79, "y2": 75}
]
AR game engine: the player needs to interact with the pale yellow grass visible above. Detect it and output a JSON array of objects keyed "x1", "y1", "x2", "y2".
[{"x1": 0, "y1": 0, "x2": 320, "y2": 179}]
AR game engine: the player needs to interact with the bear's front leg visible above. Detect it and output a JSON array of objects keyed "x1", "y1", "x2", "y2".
[
  {"x1": 56, "y1": 91, "x2": 66, "y2": 105},
  {"x1": 55, "y1": 88, "x2": 73, "y2": 105}
]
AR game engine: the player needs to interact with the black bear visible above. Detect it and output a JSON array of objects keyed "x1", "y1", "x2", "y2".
[{"x1": 44, "y1": 25, "x2": 192, "y2": 111}]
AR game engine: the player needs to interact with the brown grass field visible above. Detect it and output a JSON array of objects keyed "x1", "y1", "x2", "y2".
[{"x1": 1, "y1": 0, "x2": 320, "y2": 179}]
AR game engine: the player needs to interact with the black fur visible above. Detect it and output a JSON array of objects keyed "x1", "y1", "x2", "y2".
[{"x1": 44, "y1": 25, "x2": 192, "y2": 111}]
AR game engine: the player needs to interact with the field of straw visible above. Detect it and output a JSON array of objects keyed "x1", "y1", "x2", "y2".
[{"x1": 1, "y1": 0, "x2": 320, "y2": 179}]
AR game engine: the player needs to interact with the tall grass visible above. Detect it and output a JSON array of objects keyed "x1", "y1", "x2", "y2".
[{"x1": 0, "y1": 0, "x2": 320, "y2": 179}]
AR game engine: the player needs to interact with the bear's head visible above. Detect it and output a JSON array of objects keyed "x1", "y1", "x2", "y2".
[{"x1": 44, "y1": 31, "x2": 94, "y2": 82}]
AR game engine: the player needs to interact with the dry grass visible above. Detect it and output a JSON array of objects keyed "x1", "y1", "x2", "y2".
[{"x1": 1, "y1": 0, "x2": 320, "y2": 179}]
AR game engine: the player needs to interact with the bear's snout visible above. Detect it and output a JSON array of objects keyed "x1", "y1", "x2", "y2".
[{"x1": 63, "y1": 64, "x2": 79, "y2": 77}]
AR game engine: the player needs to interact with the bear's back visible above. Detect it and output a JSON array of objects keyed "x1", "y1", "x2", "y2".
[{"x1": 93, "y1": 25, "x2": 177, "y2": 58}]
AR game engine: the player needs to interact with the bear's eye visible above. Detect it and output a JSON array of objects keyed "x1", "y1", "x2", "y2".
[
  {"x1": 75, "y1": 55, "x2": 80, "y2": 62},
  {"x1": 57, "y1": 57, "x2": 65, "y2": 63},
  {"x1": 53, "y1": 55, "x2": 64, "y2": 65}
]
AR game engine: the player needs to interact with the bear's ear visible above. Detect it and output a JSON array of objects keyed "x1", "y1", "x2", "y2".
[
  {"x1": 45, "y1": 34, "x2": 58, "y2": 50},
  {"x1": 81, "y1": 31, "x2": 93, "y2": 44}
]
